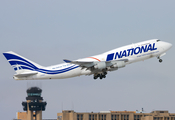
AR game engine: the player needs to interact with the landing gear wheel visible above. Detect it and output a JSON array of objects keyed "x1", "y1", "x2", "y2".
[
  {"x1": 94, "y1": 76, "x2": 98, "y2": 80},
  {"x1": 159, "y1": 59, "x2": 163, "y2": 63},
  {"x1": 93, "y1": 72, "x2": 107, "y2": 80},
  {"x1": 100, "y1": 74, "x2": 103, "y2": 80}
]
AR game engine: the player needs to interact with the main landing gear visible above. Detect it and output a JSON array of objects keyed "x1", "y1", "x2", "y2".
[
  {"x1": 94, "y1": 72, "x2": 107, "y2": 80},
  {"x1": 157, "y1": 56, "x2": 163, "y2": 63}
]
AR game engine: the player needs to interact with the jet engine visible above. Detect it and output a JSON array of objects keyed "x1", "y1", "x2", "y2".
[
  {"x1": 111, "y1": 61, "x2": 125, "y2": 68},
  {"x1": 94, "y1": 62, "x2": 106, "y2": 70},
  {"x1": 107, "y1": 61, "x2": 125, "y2": 71}
]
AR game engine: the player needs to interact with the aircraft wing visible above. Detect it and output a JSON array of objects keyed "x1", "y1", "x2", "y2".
[
  {"x1": 63, "y1": 59, "x2": 128, "y2": 68},
  {"x1": 14, "y1": 71, "x2": 38, "y2": 77},
  {"x1": 63, "y1": 59, "x2": 95, "y2": 68}
]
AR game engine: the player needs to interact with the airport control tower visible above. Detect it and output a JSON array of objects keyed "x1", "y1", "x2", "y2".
[{"x1": 22, "y1": 87, "x2": 47, "y2": 120}]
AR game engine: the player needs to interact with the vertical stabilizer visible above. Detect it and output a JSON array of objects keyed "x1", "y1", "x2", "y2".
[{"x1": 3, "y1": 51, "x2": 43, "y2": 74}]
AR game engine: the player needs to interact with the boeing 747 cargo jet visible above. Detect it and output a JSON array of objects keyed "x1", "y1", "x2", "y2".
[{"x1": 3, "y1": 39, "x2": 172, "y2": 80}]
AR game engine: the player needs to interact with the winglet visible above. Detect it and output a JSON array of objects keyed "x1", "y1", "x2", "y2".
[{"x1": 63, "y1": 59, "x2": 72, "y2": 63}]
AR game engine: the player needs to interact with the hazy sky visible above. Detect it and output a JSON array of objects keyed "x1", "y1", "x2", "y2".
[{"x1": 0, "y1": 0, "x2": 175, "y2": 119}]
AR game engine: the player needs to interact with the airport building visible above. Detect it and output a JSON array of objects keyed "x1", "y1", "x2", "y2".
[
  {"x1": 15, "y1": 110, "x2": 175, "y2": 120},
  {"x1": 16, "y1": 86, "x2": 175, "y2": 120},
  {"x1": 57, "y1": 110, "x2": 175, "y2": 120},
  {"x1": 15, "y1": 112, "x2": 57, "y2": 120}
]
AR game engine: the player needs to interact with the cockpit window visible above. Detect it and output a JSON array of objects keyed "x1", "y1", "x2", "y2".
[{"x1": 157, "y1": 40, "x2": 161, "y2": 42}]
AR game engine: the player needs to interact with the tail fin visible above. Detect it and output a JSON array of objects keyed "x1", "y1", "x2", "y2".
[{"x1": 3, "y1": 51, "x2": 43, "y2": 74}]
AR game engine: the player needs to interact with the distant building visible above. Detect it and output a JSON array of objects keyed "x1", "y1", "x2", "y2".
[
  {"x1": 13, "y1": 112, "x2": 57, "y2": 120},
  {"x1": 15, "y1": 112, "x2": 56, "y2": 120},
  {"x1": 57, "y1": 110, "x2": 175, "y2": 120}
]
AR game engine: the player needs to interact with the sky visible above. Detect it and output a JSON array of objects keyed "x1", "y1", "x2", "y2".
[{"x1": 0, "y1": 0, "x2": 175, "y2": 119}]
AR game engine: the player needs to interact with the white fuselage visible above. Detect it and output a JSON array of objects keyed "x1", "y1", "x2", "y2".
[{"x1": 14, "y1": 39, "x2": 172, "y2": 80}]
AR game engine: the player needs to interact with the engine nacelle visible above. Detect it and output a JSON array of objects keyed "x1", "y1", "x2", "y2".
[
  {"x1": 94, "y1": 62, "x2": 106, "y2": 70},
  {"x1": 111, "y1": 61, "x2": 125, "y2": 68}
]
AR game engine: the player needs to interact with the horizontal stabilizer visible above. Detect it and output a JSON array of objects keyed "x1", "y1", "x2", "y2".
[{"x1": 14, "y1": 71, "x2": 38, "y2": 77}]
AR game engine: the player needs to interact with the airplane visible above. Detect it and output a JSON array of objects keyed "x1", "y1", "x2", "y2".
[{"x1": 3, "y1": 39, "x2": 172, "y2": 80}]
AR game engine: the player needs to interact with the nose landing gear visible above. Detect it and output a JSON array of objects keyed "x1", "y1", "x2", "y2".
[
  {"x1": 159, "y1": 59, "x2": 163, "y2": 63},
  {"x1": 157, "y1": 57, "x2": 163, "y2": 63}
]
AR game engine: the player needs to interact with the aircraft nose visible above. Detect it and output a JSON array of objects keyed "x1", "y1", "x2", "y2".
[{"x1": 163, "y1": 42, "x2": 172, "y2": 51}]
